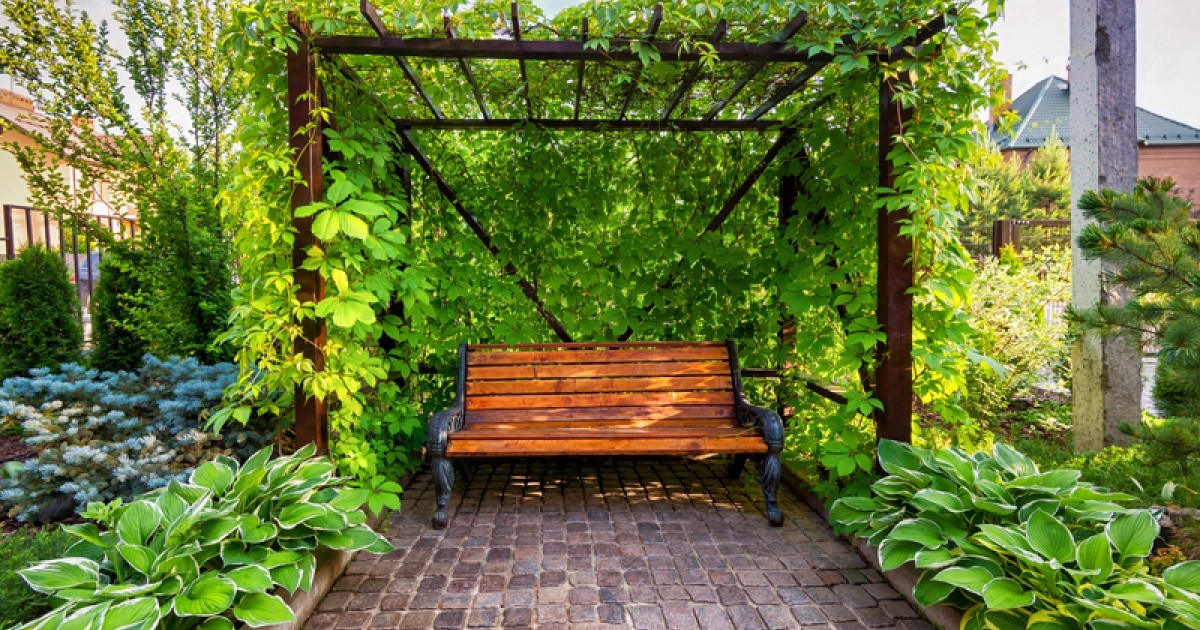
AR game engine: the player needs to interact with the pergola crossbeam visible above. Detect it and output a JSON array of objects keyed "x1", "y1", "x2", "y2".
[
  {"x1": 747, "y1": 14, "x2": 948, "y2": 120},
  {"x1": 392, "y1": 118, "x2": 782, "y2": 131},
  {"x1": 509, "y1": 3, "x2": 534, "y2": 118},
  {"x1": 704, "y1": 11, "x2": 807, "y2": 120},
  {"x1": 314, "y1": 37, "x2": 838, "y2": 63},
  {"x1": 662, "y1": 20, "x2": 727, "y2": 120},
  {"x1": 360, "y1": 0, "x2": 443, "y2": 120},
  {"x1": 398, "y1": 129, "x2": 573, "y2": 343},
  {"x1": 616, "y1": 3, "x2": 663, "y2": 121},
  {"x1": 573, "y1": 19, "x2": 588, "y2": 120},
  {"x1": 445, "y1": 17, "x2": 490, "y2": 119},
  {"x1": 703, "y1": 129, "x2": 796, "y2": 232}
]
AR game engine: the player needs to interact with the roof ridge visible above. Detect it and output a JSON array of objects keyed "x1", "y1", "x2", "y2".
[{"x1": 1135, "y1": 106, "x2": 1200, "y2": 137}]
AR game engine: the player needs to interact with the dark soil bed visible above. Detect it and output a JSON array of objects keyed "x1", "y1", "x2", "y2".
[{"x1": 0, "y1": 434, "x2": 34, "y2": 464}]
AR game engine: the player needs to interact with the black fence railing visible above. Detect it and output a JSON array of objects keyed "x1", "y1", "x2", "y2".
[{"x1": 0, "y1": 204, "x2": 138, "y2": 314}]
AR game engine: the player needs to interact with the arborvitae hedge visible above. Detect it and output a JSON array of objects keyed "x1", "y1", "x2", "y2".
[
  {"x1": 0, "y1": 245, "x2": 83, "y2": 379},
  {"x1": 90, "y1": 245, "x2": 147, "y2": 372}
]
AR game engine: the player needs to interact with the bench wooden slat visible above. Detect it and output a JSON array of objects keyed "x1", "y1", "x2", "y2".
[
  {"x1": 466, "y1": 391, "x2": 735, "y2": 410},
  {"x1": 464, "y1": 405, "x2": 736, "y2": 422},
  {"x1": 467, "y1": 375, "x2": 732, "y2": 396},
  {"x1": 454, "y1": 427, "x2": 754, "y2": 439},
  {"x1": 467, "y1": 361, "x2": 730, "y2": 380},
  {"x1": 463, "y1": 418, "x2": 736, "y2": 430},
  {"x1": 467, "y1": 347, "x2": 729, "y2": 366},
  {"x1": 446, "y1": 436, "x2": 769, "y2": 457},
  {"x1": 469, "y1": 341, "x2": 726, "y2": 350}
]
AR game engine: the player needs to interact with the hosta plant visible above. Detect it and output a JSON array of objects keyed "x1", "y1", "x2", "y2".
[
  {"x1": 831, "y1": 441, "x2": 1200, "y2": 628},
  {"x1": 15, "y1": 445, "x2": 394, "y2": 629}
]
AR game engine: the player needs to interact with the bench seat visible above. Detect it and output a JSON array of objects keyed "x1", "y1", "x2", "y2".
[{"x1": 425, "y1": 341, "x2": 785, "y2": 528}]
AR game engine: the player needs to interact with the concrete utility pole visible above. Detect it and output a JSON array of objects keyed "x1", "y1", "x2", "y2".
[{"x1": 1069, "y1": 0, "x2": 1141, "y2": 450}]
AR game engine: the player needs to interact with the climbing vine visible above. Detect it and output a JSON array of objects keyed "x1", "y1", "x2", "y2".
[{"x1": 218, "y1": 0, "x2": 1007, "y2": 496}]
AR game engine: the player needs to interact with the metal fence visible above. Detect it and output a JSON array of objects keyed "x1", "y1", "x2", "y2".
[
  {"x1": 0, "y1": 204, "x2": 138, "y2": 313},
  {"x1": 960, "y1": 219, "x2": 1072, "y2": 258}
]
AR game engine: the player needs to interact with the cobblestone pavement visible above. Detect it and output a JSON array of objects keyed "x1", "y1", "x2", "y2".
[{"x1": 306, "y1": 458, "x2": 928, "y2": 629}]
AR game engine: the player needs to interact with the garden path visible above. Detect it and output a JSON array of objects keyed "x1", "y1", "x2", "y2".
[{"x1": 306, "y1": 459, "x2": 929, "y2": 629}]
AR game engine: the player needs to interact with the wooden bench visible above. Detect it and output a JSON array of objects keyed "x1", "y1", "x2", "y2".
[{"x1": 425, "y1": 341, "x2": 785, "y2": 528}]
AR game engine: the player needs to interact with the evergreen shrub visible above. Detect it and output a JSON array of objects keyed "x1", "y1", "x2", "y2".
[
  {"x1": 89, "y1": 245, "x2": 147, "y2": 372},
  {"x1": 0, "y1": 355, "x2": 271, "y2": 521},
  {"x1": 0, "y1": 245, "x2": 83, "y2": 379}
]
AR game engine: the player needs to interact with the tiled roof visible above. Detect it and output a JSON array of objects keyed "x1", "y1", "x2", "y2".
[{"x1": 992, "y1": 75, "x2": 1200, "y2": 149}]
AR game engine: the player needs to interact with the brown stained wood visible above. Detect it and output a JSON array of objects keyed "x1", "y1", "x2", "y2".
[
  {"x1": 446, "y1": 436, "x2": 768, "y2": 456},
  {"x1": 398, "y1": 129, "x2": 573, "y2": 342},
  {"x1": 391, "y1": 118, "x2": 781, "y2": 131},
  {"x1": 444, "y1": 17, "x2": 490, "y2": 119},
  {"x1": 466, "y1": 375, "x2": 732, "y2": 396},
  {"x1": 662, "y1": 20, "x2": 727, "y2": 120},
  {"x1": 465, "y1": 405, "x2": 735, "y2": 422},
  {"x1": 615, "y1": 3, "x2": 663, "y2": 121},
  {"x1": 287, "y1": 13, "x2": 328, "y2": 455},
  {"x1": 467, "y1": 347, "x2": 728, "y2": 366},
  {"x1": 510, "y1": 2, "x2": 534, "y2": 118},
  {"x1": 469, "y1": 340, "x2": 726, "y2": 350},
  {"x1": 704, "y1": 11, "x2": 807, "y2": 120},
  {"x1": 452, "y1": 427, "x2": 755, "y2": 440},
  {"x1": 573, "y1": 19, "x2": 587, "y2": 120},
  {"x1": 463, "y1": 418, "x2": 735, "y2": 429},
  {"x1": 314, "y1": 36, "x2": 831, "y2": 63},
  {"x1": 467, "y1": 361, "x2": 730, "y2": 380},
  {"x1": 466, "y1": 391, "x2": 734, "y2": 410},
  {"x1": 875, "y1": 76, "x2": 914, "y2": 445},
  {"x1": 359, "y1": 0, "x2": 443, "y2": 119}
]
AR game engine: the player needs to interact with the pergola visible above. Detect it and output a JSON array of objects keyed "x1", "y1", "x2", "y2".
[{"x1": 284, "y1": 1, "x2": 949, "y2": 454}]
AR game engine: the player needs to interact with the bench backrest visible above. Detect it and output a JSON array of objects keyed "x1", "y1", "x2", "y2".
[{"x1": 460, "y1": 342, "x2": 740, "y2": 426}]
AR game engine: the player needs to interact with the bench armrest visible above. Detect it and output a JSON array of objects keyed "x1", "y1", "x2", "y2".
[
  {"x1": 427, "y1": 403, "x2": 465, "y2": 460},
  {"x1": 427, "y1": 342, "x2": 468, "y2": 460},
  {"x1": 736, "y1": 394, "x2": 784, "y2": 452}
]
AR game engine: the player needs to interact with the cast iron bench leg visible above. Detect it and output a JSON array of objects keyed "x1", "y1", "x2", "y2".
[
  {"x1": 431, "y1": 454, "x2": 453, "y2": 529},
  {"x1": 758, "y1": 449, "x2": 784, "y2": 527}
]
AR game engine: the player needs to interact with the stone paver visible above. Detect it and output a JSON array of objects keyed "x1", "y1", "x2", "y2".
[{"x1": 308, "y1": 459, "x2": 917, "y2": 629}]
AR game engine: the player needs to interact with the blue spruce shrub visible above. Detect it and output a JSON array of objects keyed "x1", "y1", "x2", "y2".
[{"x1": 0, "y1": 355, "x2": 271, "y2": 520}]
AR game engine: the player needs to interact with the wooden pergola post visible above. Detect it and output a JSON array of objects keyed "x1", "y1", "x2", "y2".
[
  {"x1": 874, "y1": 76, "x2": 914, "y2": 444},
  {"x1": 288, "y1": 19, "x2": 329, "y2": 454}
]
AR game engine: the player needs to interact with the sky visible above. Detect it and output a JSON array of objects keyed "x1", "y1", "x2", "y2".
[{"x1": 4, "y1": 0, "x2": 1199, "y2": 130}]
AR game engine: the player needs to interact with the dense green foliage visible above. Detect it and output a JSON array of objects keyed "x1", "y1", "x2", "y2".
[
  {"x1": 218, "y1": 0, "x2": 1007, "y2": 491},
  {"x1": 970, "y1": 133, "x2": 1071, "y2": 224},
  {"x1": 0, "y1": 527, "x2": 73, "y2": 628},
  {"x1": 90, "y1": 246, "x2": 148, "y2": 373},
  {"x1": 13, "y1": 445, "x2": 394, "y2": 630},
  {"x1": 1017, "y1": 432, "x2": 1200, "y2": 510},
  {"x1": 832, "y1": 440, "x2": 1200, "y2": 629},
  {"x1": 0, "y1": 246, "x2": 83, "y2": 379},
  {"x1": 0, "y1": 356, "x2": 271, "y2": 521},
  {"x1": 0, "y1": 0, "x2": 237, "y2": 361},
  {"x1": 961, "y1": 247, "x2": 1070, "y2": 426}
]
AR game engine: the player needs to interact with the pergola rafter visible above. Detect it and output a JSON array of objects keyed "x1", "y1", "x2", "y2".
[{"x1": 287, "y1": 6, "x2": 950, "y2": 453}]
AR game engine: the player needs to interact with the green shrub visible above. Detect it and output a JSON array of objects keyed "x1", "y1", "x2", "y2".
[
  {"x1": 0, "y1": 527, "x2": 73, "y2": 627},
  {"x1": 831, "y1": 441, "x2": 1200, "y2": 629},
  {"x1": 89, "y1": 246, "x2": 147, "y2": 373},
  {"x1": 14, "y1": 445, "x2": 393, "y2": 629},
  {"x1": 0, "y1": 245, "x2": 83, "y2": 379},
  {"x1": 963, "y1": 247, "x2": 1070, "y2": 424}
]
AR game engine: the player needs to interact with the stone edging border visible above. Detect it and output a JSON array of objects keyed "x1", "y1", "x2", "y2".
[
  {"x1": 779, "y1": 468, "x2": 965, "y2": 630},
  {"x1": 248, "y1": 470, "x2": 414, "y2": 630}
]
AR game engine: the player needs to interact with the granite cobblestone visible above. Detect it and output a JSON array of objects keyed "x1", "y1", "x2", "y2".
[{"x1": 306, "y1": 459, "x2": 918, "y2": 628}]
